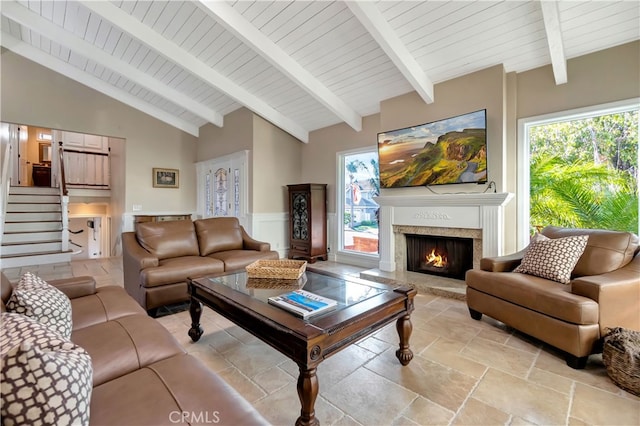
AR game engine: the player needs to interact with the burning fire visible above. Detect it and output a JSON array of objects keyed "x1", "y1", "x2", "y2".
[{"x1": 425, "y1": 248, "x2": 447, "y2": 268}]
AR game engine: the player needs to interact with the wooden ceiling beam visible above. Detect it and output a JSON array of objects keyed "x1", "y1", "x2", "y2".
[
  {"x1": 79, "y1": 0, "x2": 309, "y2": 143},
  {"x1": 0, "y1": 34, "x2": 199, "y2": 137},
  {"x1": 346, "y1": 1, "x2": 434, "y2": 105},
  {"x1": 196, "y1": 1, "x2": 362, "y2": 132},
  {"x1": 1, "y1": 0, "x2": 223, "y2": 127},
  {"x1": 540, "y1": 0, "x2": 568, "y2": 85}
]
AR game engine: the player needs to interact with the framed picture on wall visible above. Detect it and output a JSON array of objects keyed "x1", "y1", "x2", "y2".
[{"x1": 153, "y1": 168, "x2": 179, "y2": 188}]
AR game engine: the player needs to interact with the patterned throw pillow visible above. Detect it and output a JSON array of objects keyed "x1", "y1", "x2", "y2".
[
  {"x1": 1, "y1": 313, "x2": 93, "y2": 426},
  {"x1": 5, "y1": 272, "x2": 72, "y2": 339},
  {"x1": 514, "y1": 235, "x2": 589, "y2": 284}
]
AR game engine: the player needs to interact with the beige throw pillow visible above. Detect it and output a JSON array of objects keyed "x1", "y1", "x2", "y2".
[
  {"x1": 5, "y1": 272, "x2": 73, "y2": 339},
  {"x1": 1, "y1": 313, "x2": 93, "y2": 426},
  {"x1": 514, "y1": 234, "x2": 589, "y2": 284}
]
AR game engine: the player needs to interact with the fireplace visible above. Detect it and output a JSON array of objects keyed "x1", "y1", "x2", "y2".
[
  {"x1": 406, "y1": 234, "x2": 473, "y2": 280},
  {"x1": 373, "y1": 193, "x2": 514, "y2": 273}
]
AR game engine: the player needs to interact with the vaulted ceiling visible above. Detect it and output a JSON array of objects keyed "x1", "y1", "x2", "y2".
[{"x1": 1, "y1": 1, "x2": 638, "y2": 142}]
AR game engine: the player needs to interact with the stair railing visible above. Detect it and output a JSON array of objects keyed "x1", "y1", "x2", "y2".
[
  {"x1": 58, "y1": 141, "x2": 70, "y2": 253},
  {"x1": 58, "y1": 141, "x2": 68, "y2": 196},
  {"x1": 0, "y1": 133, "x2": 12, "y2": 245}
]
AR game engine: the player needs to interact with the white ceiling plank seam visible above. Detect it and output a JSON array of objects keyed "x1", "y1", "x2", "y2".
[
  {"x1": 0, "y1": 33, "x2": 200, "y2": 137},
  {"x1": 540, "y1": 0, "x2": 568, "y2": 85},
  {"x1": 79, "y1": 0, "x2": 309, "y2": 143},
  {"x1": 1, "y1": 1, "x2": 224, "y2": 128},
  {"x1": 346, "y1": 1, "x2": 434, "y2": 105},
  {"x1": 197, "y1": 0, "x2": 362, "y2": 132}
]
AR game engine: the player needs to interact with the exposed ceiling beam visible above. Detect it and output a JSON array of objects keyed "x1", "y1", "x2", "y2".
[
  {"x1": 1, "y1": 1, "x2": 223, "y2": 127},
  {"x1": 540, "y1": 0, "x2": 568, "y2": 85},
  {"x1": 197, "y1": 0, "x2": 362, "y2": 132},
  {"x1": 79, "y1": 0, "x2": 309, "y2": 143},
  {"x1": 0, "y1": 34, "x2": 199, "y2": 136},
  {"x1": 346, "y1": 1, "x2": 434, "y2": 105}
]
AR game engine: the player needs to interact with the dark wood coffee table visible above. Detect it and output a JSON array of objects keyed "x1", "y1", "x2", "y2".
[{"x1": 188, "y1": 269, "x2": 416, "y2": 426}]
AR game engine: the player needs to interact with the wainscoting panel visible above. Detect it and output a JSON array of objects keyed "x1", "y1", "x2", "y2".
[{"x1": 250, "y1": 213, "x2": 289, "y2": 259}]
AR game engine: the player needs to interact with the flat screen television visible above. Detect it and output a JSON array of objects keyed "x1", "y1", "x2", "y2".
[{"x1": 377, "y1": 109, "x2": 487, "y2": 188}]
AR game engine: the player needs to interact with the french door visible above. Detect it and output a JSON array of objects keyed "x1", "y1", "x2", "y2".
[{"x1": 196, "y1": 150, "x2": 248, "y2": 220}]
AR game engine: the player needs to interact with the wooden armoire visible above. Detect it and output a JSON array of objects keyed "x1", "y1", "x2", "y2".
[{"x1": 287, "y1": 183, "x2": 327, "y2": 263}]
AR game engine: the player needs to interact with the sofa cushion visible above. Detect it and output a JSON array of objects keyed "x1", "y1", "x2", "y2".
[
  {"x1": 210, "y1": 249, "x2": 280, "y2": 271},
  {"x1": 466, "y1": 269, "x2": 599, "y2": 324},
  {"x1": 542, "y1": 226, "x2": 640, "y2": 277},
  {"x1": 90, "y1": 354, "x2": 269, "y2": 426},
  {"x1": 70, "y1": 286, "x2": 146, "y2": 331},
  {"x1": 136, "y1": 220, "x2": 200, "y2": 260},
  {"x1": 514, "y1": 235, "x2": 589, "y2": 284},
  {"x1": 140, "y1": 256, "x2": 225, "y2": 288},
  {"x1": 1, "y1": 313, "x2": 93, "y2": 426},
  {"x1": 71, "y1": 314, "x2": 185, "y2": 386},
  {"x1": 5, "y1": 272, "x2": 73, "y2": 339},
  {"x1": 195, "y1": 217, "x2": 244, "y2": 256}
]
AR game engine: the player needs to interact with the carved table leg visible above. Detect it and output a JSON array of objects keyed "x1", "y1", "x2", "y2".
[
  {"x1": 188, "y1": 298, "x2": 204, "y2": 342},
  {"x1": 295, "y1": 366, "x2": 319, "y2": 426},
  {"x1": 395, "y1": 314, "x2": 414, "y2": 365}
]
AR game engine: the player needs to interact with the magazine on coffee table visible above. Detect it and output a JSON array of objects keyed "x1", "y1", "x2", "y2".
[{"x1": 268, "y1": 289, "x2": 337, "y2": 319}]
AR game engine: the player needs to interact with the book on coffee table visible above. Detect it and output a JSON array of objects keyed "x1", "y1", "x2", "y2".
[{"x1": 268, "y1": 289, "x2": 337, "y2": 319}]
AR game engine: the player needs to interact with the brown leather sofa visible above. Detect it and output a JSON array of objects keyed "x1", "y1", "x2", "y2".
[
  {"x1": 123, "y1": 217, "x2": 278, "y2": 315},
  {"x1": 466, "y1": 226, "x2": 640, "y2": 369},
  {"x1": 0, "y1": 273, "x2": 269, "y2": 425}
]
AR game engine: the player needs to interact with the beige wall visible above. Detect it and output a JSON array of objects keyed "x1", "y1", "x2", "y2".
[
  {"x1": 0, "y1": 51, "x2": 198, "y2": 216},
  {"x1": 197, "y1": 108, "x2": 301, "y2": 213},
  {"x1": 517, "y1": 41, "x2": 640, "y2": 119},
  {"x1": 197, "y1": 108, "x2": 254, "y2": 161},
  {"x1": 379, "y1": 65, "x2": 507, "y2": 193},
  {"x1": 252, "y1": 115, "x2": 302, "y2": 213},
  {"x1": 306, "y1": 65, "x2": 507, "y2": 216},
  {"x1": 303, "y1": 42, "x2": 640, "y2": 252},
  {"x1": 304, "y1": 113, "x2": 381, "y2": 212},
  {"x1": 2, "y1": 41, "x2": 638, "y2": 256}
]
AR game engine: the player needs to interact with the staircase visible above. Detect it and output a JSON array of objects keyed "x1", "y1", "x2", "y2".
[{"x1": 1, "y1": 186, "x2": 72, "y2": 268}]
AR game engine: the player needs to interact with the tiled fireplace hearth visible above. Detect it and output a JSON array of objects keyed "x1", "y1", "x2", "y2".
[{"x1": 360, "y1": 192, "x2": 513, "y2": 299}]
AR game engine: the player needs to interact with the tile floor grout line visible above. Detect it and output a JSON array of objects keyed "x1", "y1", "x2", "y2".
[
  {"x1": 5, "y1": 258, "x2": 638, "y2": 425},
  {"x1": 449, "y1": 366, "x2": 491, "y2": 425}
]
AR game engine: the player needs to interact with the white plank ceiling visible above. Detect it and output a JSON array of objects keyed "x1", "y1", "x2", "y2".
[{"x1": 1, "y1": 1, "x2": 638, "y2": 141}]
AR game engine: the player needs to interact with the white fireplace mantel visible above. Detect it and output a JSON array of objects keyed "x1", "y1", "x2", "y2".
[{"x1": 374, "y1": 192, "x2": 514, "y2": 272}]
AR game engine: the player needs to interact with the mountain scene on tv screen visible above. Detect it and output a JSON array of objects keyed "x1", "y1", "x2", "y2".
[{"x1": 378, "y1": 110, "x2": 487, "y2": 187}]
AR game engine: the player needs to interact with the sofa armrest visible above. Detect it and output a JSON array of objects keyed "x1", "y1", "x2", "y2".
[
  {"x1": 47, "y1": 276, "x2": 96, "y2": 299},
  {"x1": 122, "y1": 232, "x2": 159, "y2": 269},
  {"x1": 122, "y1": 232, "x2": 160, "y2": 308},
  {"x1": 571, "y1": 253, "x2": 640, "y2": 333},
  {"x1": 480, "y1": 250, "x2": 526, "y2": 272},
  {"x1": 241, "y1": 228, "x2": 271, "y2": 251}
]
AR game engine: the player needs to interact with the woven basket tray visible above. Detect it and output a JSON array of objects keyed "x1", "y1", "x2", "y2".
[
  {"x1": 602, "y1": 327, "x2": 640, "y2": 397},
  {"x1": 245, "y1": 259, "x2": 307, "y2": 280}
]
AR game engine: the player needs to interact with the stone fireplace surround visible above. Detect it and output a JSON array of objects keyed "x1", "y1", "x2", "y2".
[{"x1": 360, "y1": 192, "x2": 513, "y2": 299}]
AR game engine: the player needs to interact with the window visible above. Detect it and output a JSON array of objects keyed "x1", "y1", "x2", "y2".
[
  {"x1": 338, "y1": 149, "x2": 380, "y2": 257},
  {"x1": 517, "y1": 99, "x2": 639, "y2": 248}
]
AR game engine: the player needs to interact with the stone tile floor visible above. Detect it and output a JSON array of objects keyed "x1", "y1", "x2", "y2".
[{"x1": 4, "y1": 258, "x2": 639, "y2": 425}]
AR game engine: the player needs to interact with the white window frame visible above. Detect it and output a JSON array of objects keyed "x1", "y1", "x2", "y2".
[
  {"x1": 517, "y1": 98, "x2": 640, "y2": 249},
  {"x1": 335, "y1": 147, "x2": 380, "y2": 269}
]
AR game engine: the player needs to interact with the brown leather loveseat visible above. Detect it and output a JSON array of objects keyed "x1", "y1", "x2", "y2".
[
  {"x1": 466, "y1": 226, "x2": 640, "y2": 369},
  {"x1": 0, "y1": 272, "x2": 269, "y2": 425},
  {"x1": 123, "y1": 217, "x2": 279, "y2": 315}
]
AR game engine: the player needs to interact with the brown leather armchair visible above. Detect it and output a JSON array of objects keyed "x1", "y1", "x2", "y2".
[{"x1": 465, "y1": 226, "x2": 640, "y2": 369}]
